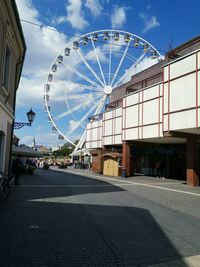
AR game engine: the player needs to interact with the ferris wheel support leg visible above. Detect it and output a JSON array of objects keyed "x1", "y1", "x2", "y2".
[{"x1": 73, "y1": 95, "x2": 107, "y2": 153}]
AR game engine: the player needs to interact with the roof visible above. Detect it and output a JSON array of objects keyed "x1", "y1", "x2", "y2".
[
  {"x1": 11, "y1": 0, "x2": 26, "y2": 89},
  {"x1": 101, "y1": 152, "x2": 122, "y2": 158},
  {"x1": 11, "y1": 0, "x2": 26, "y2": 50},
  {"x1": 12, "y1": 145, "x2": 43, "y2": 157}
]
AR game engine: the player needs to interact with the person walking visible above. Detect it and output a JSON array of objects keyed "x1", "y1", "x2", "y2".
[
  {"x1": 155, "y1": 161, "x2": 161, "y2": 178},
  {"x1": 12, "y1": 155, "x2": 24, "y2": 185}
]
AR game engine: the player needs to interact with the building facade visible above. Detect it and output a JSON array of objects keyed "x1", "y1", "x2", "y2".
[
  {"x1": 86, "y1": 36, "x2": 200, "y2": 186},
  {"x1": 0, "y1": 0, "x2": 26, "y2": 174}
]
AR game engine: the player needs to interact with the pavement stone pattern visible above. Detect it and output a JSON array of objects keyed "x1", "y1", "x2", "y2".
[
  {"x1": 62, "y1": 167, "x2": 200, "y2": 220},
  {"x1": 0, "y1": 167, "x2": 200, "y2": 266},
  {"x1": 149, "y1": 255, "x2": 200, "y2": 266}
]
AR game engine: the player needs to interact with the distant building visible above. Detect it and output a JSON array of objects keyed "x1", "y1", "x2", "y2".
[
  {"x1": 38, "y1": 145, "x2": 51, "y2": 156},
  {"x1": 0, "y1": 0, "x2": 26, "y2": 174}
]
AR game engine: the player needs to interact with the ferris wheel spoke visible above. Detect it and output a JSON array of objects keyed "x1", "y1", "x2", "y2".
[
  {"x1": 54, "y1": 109, "x2": 74, "y2": 121},
  {"x1": 66, "y1": 82, "x2": 102, "y2": 92},
  {"x1": 53, "y1": 93, "x2": 101, "y2": 121},
  {"x1": 67, "y1": 95, "x2": 106, "y2": 136},
  {"x1": 53, "y1": 91, "x2": 102, "y2": 102},
  {"x1": 110, "y1": 42, "x2": 130, "y2": 87},
  {"x1": 93, "y1": 94, "x2": 107, "y2": 115},
  {"x1": 75, "y1": 49, "x2": 105, "y2": 88},
  {"x1": 68, "y1": 93, "x2": 102, "y2": 129},
  {"x1": 54, "y1": 103, "x2": 87, "y2": 121},
  {"x1": 90, "y1": 36, "x2": 107, "y2": 86},
  {"x1": 108, "y1": 35, "x2": 112, "y2": 85},
  {"x1": 74, "y1": 129, "x2": 87, "y2": 152},
  {"x1": 113, "y1": 50, "x2": 148, "y2": 88},
  {"x1": 62, "y1": 62, "x2": 103, "y2": 90},
  {"x1": 74, "y1": 83, "x2": 102, "y2": 92},
  {"x1": 51, "y1": 81, "x2": 100, "y2": 92},
  {"x1": 70, "y1": 94, "x2": 106, "y2": 138},
  {"x1": 72, "y1": 91, "x2": 102, "y2": 109},
  {"x1": 53, "y1": 94, "x2": 88, "y2": 101}
]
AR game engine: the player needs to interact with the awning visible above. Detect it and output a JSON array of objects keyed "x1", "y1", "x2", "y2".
[
  {"x1": 70, "y1": 148, "x2": 90, "y2": 157},
  {"x1": 12, "y1": 145, "x2": 43, "y2": 157},
  {"x1": 101, "y1": 153, "x2": 122, "y2": 158}
]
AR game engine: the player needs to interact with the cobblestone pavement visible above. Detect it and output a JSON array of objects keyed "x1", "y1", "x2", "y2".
[
  {"x1": 0, "y1": 167, "x2": 200, "y2": 267},
  {"x1": 63, "y1": 167, "x2": 200, "y2": 220}
]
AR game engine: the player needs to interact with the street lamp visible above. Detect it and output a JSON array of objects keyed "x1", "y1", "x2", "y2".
[{"x1": 14, "y1": 108, "x2": 36, "y2": 130}]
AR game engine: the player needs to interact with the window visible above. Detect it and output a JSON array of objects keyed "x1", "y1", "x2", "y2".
[{"x1": 3, "y1": 45, "x2": 11, "y2": 89}]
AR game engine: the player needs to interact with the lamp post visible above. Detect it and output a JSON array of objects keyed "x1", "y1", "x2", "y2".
[{"x1": 13, "y1": 108, "x2": 36, "y2": 130}]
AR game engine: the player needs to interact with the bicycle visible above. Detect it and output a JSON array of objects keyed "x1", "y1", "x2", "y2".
[{"x1": 0, "y1": 172, "x2": 13, "y2": 202}]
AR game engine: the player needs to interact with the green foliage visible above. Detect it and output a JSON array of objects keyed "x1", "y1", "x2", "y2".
[{"x1": 52, "y1": 142, "x2": 77, "y2": 157}]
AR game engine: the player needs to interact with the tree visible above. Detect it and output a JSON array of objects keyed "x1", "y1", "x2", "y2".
[{"x1": 52, "y1": 143, "x2": 74, "y2": 157}]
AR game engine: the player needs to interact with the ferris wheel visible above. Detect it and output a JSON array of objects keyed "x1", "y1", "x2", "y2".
[{"x1": 43, "y1": 30, "x2": 162, "y2": 151}]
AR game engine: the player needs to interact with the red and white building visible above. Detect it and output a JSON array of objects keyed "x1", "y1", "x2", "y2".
[{"x1": 86, "y1": 35, "x2": 200, "y2": 186}]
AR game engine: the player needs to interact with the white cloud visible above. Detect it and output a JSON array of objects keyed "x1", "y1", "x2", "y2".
[
  {"x1": 16, "y1": 76, "x2": 44, "y2": 107},
  {"x1": 111, "y1": 6, "x2": 128, "y2": 29},
  {"x1": 14, "y1": 0, "x2": 91, "y2": 147},
  {"x1": 140, "y1": 12, "x2": 160, "y2": 33},
  {"x1": 69, "y1": 119, "x2": 80, "y2": 131},
  {"x1": 51, "y1": 15, "x2": 67, "y2": 25},
  {"x1": 66, "y1": 0, "x2": 89, "y2": 30},
  {"x1": 15, "y1": 0, "x2": 39, "y2": 22},
  {"x1": 85, "y1": 47, "x2": 108, "y2": 62},
  {"x1": 85, "y1": 0, "x2": 103, "y2": 17},
  {"x1": 15, "y1": 0, "x2": 69, "y2": 107}
]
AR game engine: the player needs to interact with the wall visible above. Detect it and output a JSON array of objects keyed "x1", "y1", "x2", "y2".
[
  {"x1": 86, "y1": 119, "x2": 103, "y2": 149},
  {"x1": 0, "y1": 0, "x2": 26, "y2": 173},
  {"x1": 86, "y1": 48, "x2": 200, "y2": 148},
  {"x1": 123, "y1": 83, "x2": 162, "y2": 141},
  {"x1": 163, "y1": 50, "x2": 200, "y2": 132}
]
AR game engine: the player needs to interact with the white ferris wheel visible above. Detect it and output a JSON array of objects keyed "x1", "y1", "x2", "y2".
[{"x1": 44, "y1": 30, "x2": 162, "y2": 152}]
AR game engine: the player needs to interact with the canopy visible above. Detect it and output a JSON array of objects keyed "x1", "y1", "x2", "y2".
[{"x1": 12, "y1": 145, "x2": 42, "y2": 157}]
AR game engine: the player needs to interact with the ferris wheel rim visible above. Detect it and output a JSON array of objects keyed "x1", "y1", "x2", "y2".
[
  {"x1": 44, "y1": 29, "x2": 163, "y2": 147},
  {"x1": 67, "y1": 29, "x2": 162, "y2": 58}
]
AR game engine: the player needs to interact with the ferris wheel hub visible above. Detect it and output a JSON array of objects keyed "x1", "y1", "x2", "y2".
[{"x1": 104, "y1": 85, "x2": 113, "y2": 95}]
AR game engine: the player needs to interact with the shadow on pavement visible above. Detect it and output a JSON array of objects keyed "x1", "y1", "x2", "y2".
[{"x1": 0, "y1": 168, "x2": 190, "y2": 266}]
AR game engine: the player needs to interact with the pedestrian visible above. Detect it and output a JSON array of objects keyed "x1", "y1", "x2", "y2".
[
  {"x1": 160, "y1": 160, "x2": 165, "y2": 179},
  {"x1": 155, "y1": 161, "x2": 160, "y2": 178},
  {"x1": 12, "y1": 155, "x2": 24, "y2": 185}
]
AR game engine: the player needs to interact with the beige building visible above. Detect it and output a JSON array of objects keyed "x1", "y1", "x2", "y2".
[{"x1": 0, "y1": 0, "x2": 26, "y2": 174}]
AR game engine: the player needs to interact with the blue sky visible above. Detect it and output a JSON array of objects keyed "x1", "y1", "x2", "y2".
[{"x1": 15, "y1": 0, "x2": 200, "y2": 148}]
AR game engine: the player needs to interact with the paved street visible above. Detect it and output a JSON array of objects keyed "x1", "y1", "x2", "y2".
[{"x1": 0, "y1": 168, "x2": 200, "y2": 267}]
